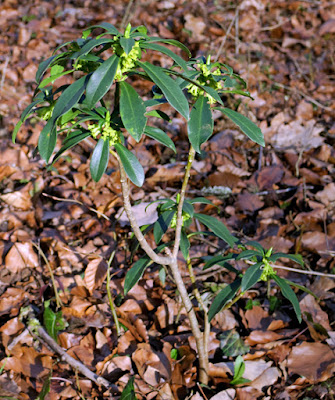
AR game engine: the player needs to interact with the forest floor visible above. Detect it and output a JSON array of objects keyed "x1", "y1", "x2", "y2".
[{"x1": 0, "y1": 0, "x2": 335, "y2": 399}]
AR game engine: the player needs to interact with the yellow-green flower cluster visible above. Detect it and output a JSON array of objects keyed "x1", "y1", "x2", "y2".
[
  {"x1": 37, "y1": 104, "x2": 54, "y2": 121},
  {"x1": 114, "y1": 41, "x2": 141, "y2": 81},
  {"x1": 170, "y1": 212, "x2": 191, "y2": 229},
  {"x1": 259, "y1": 257, "x2": 276, "y2": 281},
  {"x1": 187, "y1": 60, "x2": 222, "y2": 104},
  {"x1": 87, "y1": 112, "x2": 121, "y2": 146}
]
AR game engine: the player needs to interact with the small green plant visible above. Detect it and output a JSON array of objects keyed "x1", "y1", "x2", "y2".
[
  {"x1": 14, "y1": 23, "x2": 305, "y2": 385},
  {"x1": 230, "y1": 356, "x2": 250, "y2": 386}
]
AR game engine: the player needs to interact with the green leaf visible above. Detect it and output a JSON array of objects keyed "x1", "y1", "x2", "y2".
[
  {"x1": 272, "y1": 274, "x2": 302, "y2": 323},
  {"x1": 203, "y1": 254, "x2": 239, "y2": 274},
  {"x1": 144, "y1": 126, "x2": 176, "y2": 152},
  {"x1": 145, "y1": 109, "x2": 171, "y2": 121},
  {"x1": 120, "y1": 81, "x2": 147, "y2": 141},
  {"x1": 189, "y1": 197, "x2": 214, "y2": 206},
  {"x1": 188, "y1": 95, "x2": 213, "y2": 153},
  {"x1": 141, "y1": 42, "x2": 188, "y2": 70},
  {"x1": 208, "y1": 279, "x2": 241, "y2": 321},
  {"x1": 269, "y1": 252, "x2": 304, "y2": 266},
  {"x1": 35, "y1": 55, "x2": 58, "y2": 83},
  {"x1": 170, "y1": 348, "x2": 179, "y2": 360},
  {"x1": 38, "y1": 69, "x2": 75, "y2": 89},
  {"x1": 138, "y1": 61, "x2": 189, "y2": 120},
  {"x1": 114, "y1": 143, "x2": 144, "y2": 187},
  {"x1": 51, "y1": 130, "x2": 90, "y2": 164},
  {"x1": 120, "y1": 377, "x2": 137, "y2": 400},
  {"x1": 219, "y1": 330, "x2": 250, "y2": 357},
  {"x1": 52, "y1": 75, "x2": 88, "y2": 121},
  {"x1": 244, "y1": 241, "x2": 264, "y2": 255},
  {"x1": 90, "y1": 138, "x2": 110, "y2": 182},
  {"x1": 72, "y1": 38, "x2": 114, "y2": 59},
  {"x1": 12, "y1": 100, "x2": 42, "y2": 142},
  {"x1": 230, "y1": 355, "x2": 250, "y2": 385},
  {"x1": 217, "y1": 108, "x2": 264, "y2": 146},
  {"x1": 120, "y1": 37, "x2": 135, "y2": 55},
  {"x1": 180, "y1": 229, "x2": 190, "y2": 260},
  {"x1": 38, "y1": 121, "x2": 57, "y2": 162},
  {"x1": 284, "y1": 279, "x2": 318, "y2": 299},
  {"x1": 153, "y1": 210, "x2": 175, "y2": 244},
  {"x1": 241, "y1": 262, "x2": 263, "y2": 292},
  {"x1": 236, "y1": 250, "x2": 262, "y2": 261},
  {"x1": 124, "y1": 256, "x2": 152, "y2": 295},
  {"x1": 85, "y1": 55, "x2": 119, "y2": 109},
  {"x1": 83, "y1": 22, "x2": 119, "y2": 37},
  {"x1": 147, "y1": 37, "x2": 191, "y2": 57},
  {"x1": 43, "y1": 301, "x2": 66, "y2": 342},
  {"x1": 194, "y1": 213, "x2": 238, "y2": 248},
  {"x1": 124, "y1": 243, "x2": 166, "y2": 295},
  {"x1": 38, "y1": 370, "x2": 51, "y2": 400}
]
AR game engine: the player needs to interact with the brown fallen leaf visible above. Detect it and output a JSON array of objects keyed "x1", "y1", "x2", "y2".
[
  {"x1": 210, "y1": 388, "x2": 236, "y2": 400},
  {"x1": 0, "y1": 191, "x2": 32, "y2": 210},
  {"x1": 84, "y1": 258, "x2": 107, "y2": 295},
  {"x1": 245, "y1": 330, "x2": 282, "y2": 346},
  {"x1": 287, "y1": 342, "x2": 335, "y2": 382},
  {"x1": 5, "y1": 242, "x2": 38, "y2": 274}
]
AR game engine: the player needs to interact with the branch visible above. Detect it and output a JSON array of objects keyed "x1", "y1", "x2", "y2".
[
  {"x1": 115, "y1": 151, "x2": 173, "y2": 265},
  {"x1": 173, "y1": 146, "x2": 196, "y2": 258}
]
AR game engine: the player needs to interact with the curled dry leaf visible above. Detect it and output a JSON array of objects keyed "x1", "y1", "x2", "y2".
[
  {"x1": 210, "y1": 388, "x2": 236, "y2": 400},
  {"x1": 84, "y1": 258, "x2": 107, "y2": 295},
  {"x1": 5, "y1": 242, "x2": 38, "y2": 274}
]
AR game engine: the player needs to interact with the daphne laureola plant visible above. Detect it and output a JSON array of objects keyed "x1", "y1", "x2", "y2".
[{"x1": 15, "y1": 22, "x2": 305, "y2": 385}]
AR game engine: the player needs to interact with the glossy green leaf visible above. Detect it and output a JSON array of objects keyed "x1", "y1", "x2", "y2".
[
  {"x1": 38, "y1": 69, "x2": 75, "y2": 89},
  {"x1": 180, "y1": 229, "x2": 190, "y2": 260},
  {"x1": 284, "y1": 279, "x2": 318, "y2": 299},
  {"x1": 230, "y1": 355, "x2": 250, "y2": 385},
  {"x1": 141, "y1": 42, "x2": 188, "y2": 70},
  {"x1": 114, "y1": 143, "x2": 145, "y2": 187},
  {"x1": 124, "y1": 256, "x2": 152, "y2": 295},
  {"x1": 194, "y1": 213, "x2": 238, "y2": 248},
  {"x1": 120, "y1": 81, "x2": 146, "y2": 141},
  {"x1": 244, "y1": 241, "x2": 264, "y2": 255},
  {"x1": 120, "y1": 37, "x2": 135, "y2": 54},
  {"x1": 208, "y1": 279, "x2": 241, "y2": 321},
  {"x1": 51, "y1": 130, "x2": 90, "y2": 164},
  {"x1": 144, "y1": 126, "x2": 176, "y2": 152},
  {"x1": 138, "y1": 61, "x2": 189, "y2": 120},
  {"x1": 35, "y1": 55, "x2": 58, "y2": 83},
  {"x1": 72, "y1": 38, "x2": 114, "y2": 59},
  {"x1": 189, "y1": 197, "x2": 214, "y2": 206},
  {"x1": 147, "y1": 37, "x2": 191, "y2": 57},
  {"x1": 236, "y1": 250, "x2": 261, "y2": 260},
  {"x1": 90, "y1": 138, "x2": 110, "y2": 182},
  {"x1": 272, "y1": 274, "x2": 302, "y2": 323},
  {"x1": 124, "y1": 243, "x2": 166, "y2": 295},
  {"x1": 153, "y1": 210, "x2": 175, "y2": 244},
  {"x1": 188, "y1": 95, "x2": 213, "y2": 153},
  {"x1": 52, "y1": 75, "x2": 88, "y2": 121},
  {"x1": 12, "y1": 99, "x2": 43, "y2": 142},
  {"x1": 43, "y1": 300, "x2": 66, "y2": 342},
  {"x1": 269, "y1": 252, "x2": 304, "y2": 266},
  {"x1": 217, "y1": 108, "x2": 264, "y2": 146},
  {"x1": 203, "y1": 254, "x2": 239, "y2": 274},
  {"x1": 120, "y1": 377, "x2": 137, "y2": 400},
  {"x1": 38, "y1": 121, "x2": 57, "y2": 162},
  {"x1": 145, "y1": 109, "x2": 171, "y2": 121},
  {"x1": 241, "y1": 262, "x2": 263, "y2": 292},
  {"x1": 85, "y1": 55, "x2": 119, "y2": 109},
  {"x1": 182, "y1": 200, "x2": 194, "y2": 217},
  {"x1": 84, "y1": 22, "x2": 119, "y2": 37}
]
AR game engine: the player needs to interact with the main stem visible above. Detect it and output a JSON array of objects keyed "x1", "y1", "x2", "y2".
[{"x1": 115, "y1": 147, "x2": 209, "y2": 384}]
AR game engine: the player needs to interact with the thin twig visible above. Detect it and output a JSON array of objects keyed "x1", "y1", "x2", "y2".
[
  {"x1": 42, "y1": 193, "x2": 111, "y2": 220},
  {"x1": 106, "y1": 250, "x2": 121, "y2": 336},
  {"x1": 32, "y1": 325, "x2": 118, "y2": 393},
  {"x1": 173, "y1": 146, "x2": 195, "y2": 258},
  {"x1": 271, "y1": 81, "x2": 333, "y2": 112},
  {"x1": 245, "y1": 259, "x2": 335, "y2": 278},
  {"x1": 32, "y1": 241, "x2": 63, "y2": 309},
  {"x1": 0, "y1": 55, "x2": 9, "y2": 91},
  {"x1": 214, "y1": 8, "x2": 239, "y2": 62}
]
